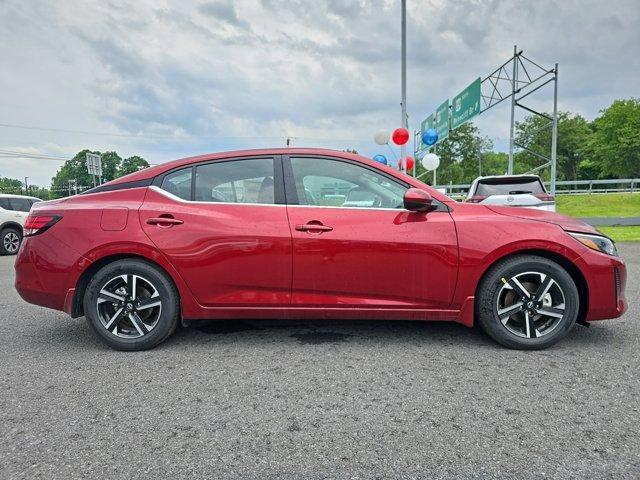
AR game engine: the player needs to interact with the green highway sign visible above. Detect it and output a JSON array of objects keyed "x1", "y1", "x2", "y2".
[
  {"x1": 434, "y1": 99, "x2": 449, "y2": 142},
  {"x1": 451, "y1": 77, "x2": 481, "y2": 129},
  {"x1": 420, "y1": 99, "x2": 449, "y2": 147}
]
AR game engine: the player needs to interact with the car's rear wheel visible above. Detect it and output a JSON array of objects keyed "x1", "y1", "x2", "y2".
[
  {"x1": 476, "y1": 255, "x2": 579, "y2": 349},
  {"x1": 84, "y1": 259, "x2": 179, "y2": 351},
  {"x1": 1, "y1": 227, "x2": 21, "y2": 255}
]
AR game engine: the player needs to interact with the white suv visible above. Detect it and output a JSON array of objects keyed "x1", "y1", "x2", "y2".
[
  {"x1": 0, "y1": 194, "x2": 42, "y2": 255},
  {"x1": 466, "y1": 175, "x2": 556, "y2": 212}
]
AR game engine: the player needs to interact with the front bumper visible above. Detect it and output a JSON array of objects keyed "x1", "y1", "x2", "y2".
[{"x1": 575, "y1": 250, "x2": 628, "y2": 321}]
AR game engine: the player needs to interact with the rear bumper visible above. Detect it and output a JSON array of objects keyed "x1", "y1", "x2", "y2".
[{"x1": 14, "y1": 234, "x2": 87, "y2": 313}]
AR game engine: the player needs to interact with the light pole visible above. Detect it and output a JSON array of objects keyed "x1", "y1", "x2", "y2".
[{"x1": 400, "y1": 0, "x2": 407, "y2": 172}]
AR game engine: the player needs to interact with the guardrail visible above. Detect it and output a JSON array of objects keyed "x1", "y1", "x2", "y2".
[{"x1": 436, "y1": 178, "x2": 640, "y2": 197}]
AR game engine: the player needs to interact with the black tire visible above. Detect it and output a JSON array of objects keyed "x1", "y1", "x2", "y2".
[
  {"x1": 0, "y1": 227, "x2": 22, "y2": 255},
  {"x1": 476, "y1": 255, "x2": 579, "y2": 350},
  {"x1": 83, "y1": 259, "x2": 179, "y2": 351}
]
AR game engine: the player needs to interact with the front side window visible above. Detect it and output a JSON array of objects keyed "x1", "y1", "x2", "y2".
[
  {"x1": 161, "y1": 167, "x2": 192, "y2": 200},
  {"x1": 290, "y1": 157, "x2": 407, "y2": 209},
  {"x1": 195, "y1": 158, "x2": 275, "y2": 204}
]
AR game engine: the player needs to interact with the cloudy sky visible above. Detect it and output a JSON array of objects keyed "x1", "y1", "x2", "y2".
[{"x1": 1, "y1": 0, "x2": 638, "y2": 185}]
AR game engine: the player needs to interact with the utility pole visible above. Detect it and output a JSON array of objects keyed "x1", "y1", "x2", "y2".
[
  {"x1": 24, "y1": 177, "x2": 28, "y2": 195},
  {"x1": 550, "y1": 63, "x2": 559, "y2": 195},
  {"x1": 508, "y1": 45, "x2": 518, "y2": 175},
  {"x1": 400, "y1": 0, "x2": 407, "y2": 172}
]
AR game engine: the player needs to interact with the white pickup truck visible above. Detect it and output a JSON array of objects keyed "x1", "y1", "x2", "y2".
[{"x1": 0, "y1": 194, "x2": 42, "y2": 255}]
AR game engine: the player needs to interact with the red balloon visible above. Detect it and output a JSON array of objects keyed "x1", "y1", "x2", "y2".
[
  {"x1": 405, "y1": 156, "x2": 415, "y2": 170},
  {"x1": 391, "y1": 127, "x2": 410, "y2": 145}
]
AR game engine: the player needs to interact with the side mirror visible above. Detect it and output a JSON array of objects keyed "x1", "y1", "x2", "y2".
[{"x1": 403, "y1": 188, "x2": 434, "y2": 212}]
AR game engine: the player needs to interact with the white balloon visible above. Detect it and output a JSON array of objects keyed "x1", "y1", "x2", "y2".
[
  {"x1": 421, "y1": 153, "x2": 440, "y2": 171},
  {"x1": 374, "y1": 130, "x2": 390, "y2": 145}
]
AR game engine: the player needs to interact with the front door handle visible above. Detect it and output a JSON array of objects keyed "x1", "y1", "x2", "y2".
[
  {"x1": 147, "y1": 217, "x2": 184, "y2": 227},
  {"x1": 295, "y1": 223, "x2": 333, "y2": 233}
]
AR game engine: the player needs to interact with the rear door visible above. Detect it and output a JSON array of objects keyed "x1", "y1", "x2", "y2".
[
  {"x1": 283, "y1": 155, "x2": 458, "y2": 309},
  {"x1": 140, "y1": 156, "x2": 292, "y2": 307}
]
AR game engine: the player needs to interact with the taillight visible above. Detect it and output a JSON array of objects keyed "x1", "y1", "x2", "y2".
[
  {"x1": 534, "y1": 193, "x2": 555, "y2": 202},
  {"x1": 466, "y1": 195, "x2": 487, "y2": 203},
  {"x1": 23, "y1": 214, "x2": 62, "y2": 236}
]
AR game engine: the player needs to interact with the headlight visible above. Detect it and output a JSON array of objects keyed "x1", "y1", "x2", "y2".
[{"x1": 568, "y1": 232, "x2": 618, "y2": 256}]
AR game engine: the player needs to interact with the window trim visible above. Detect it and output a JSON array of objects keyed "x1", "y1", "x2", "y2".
[
  {"x1": 282, "y1": 154, "x2": 448, "y2": 212},
  {"x1": 152, "y1": 155, "x2": 285, "y2": 205}
]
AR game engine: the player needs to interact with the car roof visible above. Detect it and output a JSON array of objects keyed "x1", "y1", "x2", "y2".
[
  {"x1": 0, "y1": 193, "x2": 42, "y2": 200},
  {"x1": 96, "y1": 147, "x2": 454, "y2": 204},
  {"x1": 107, "y1": 148, "x2": 391, "y2": 185}
]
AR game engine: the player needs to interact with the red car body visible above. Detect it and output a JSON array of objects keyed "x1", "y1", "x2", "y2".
[{"x1": 15, "y1": 149, "x2": 627, "y2": 329}]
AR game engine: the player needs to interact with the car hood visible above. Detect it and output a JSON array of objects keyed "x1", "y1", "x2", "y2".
[{"x1": 485, "y1": 205, "x2": 599, "y2": 234}]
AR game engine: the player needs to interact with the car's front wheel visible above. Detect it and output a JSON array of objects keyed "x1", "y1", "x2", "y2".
[
  {"x1": 83, "y1": 259, "x2": 179, "y2": 351},
  {"x1": 476, "y1": 255, "x2": 580, "y2": 349},
  {"x1": 1, "y1": 227, "x2": 22, "y2": 255}
]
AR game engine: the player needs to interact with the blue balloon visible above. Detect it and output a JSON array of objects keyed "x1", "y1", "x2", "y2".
[
  {"x1": 422, "y1": 128, "x2": 438, "y2": 146},
  {"x1": 373, "y1": 154, "x2": 387, "y2": 165}
]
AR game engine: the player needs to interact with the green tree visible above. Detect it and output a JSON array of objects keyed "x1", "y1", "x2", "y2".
[
  {"x1": 0, "y1": 177, "x2": 23, "y2": 193},
  {"x1": 415, "y1": 122, "x2": 492, "y2": 185},
  {"x1": 584, "y1": 98, "x2": 640, "y2": 178},
  {"x1": 514, "y1": 112, "x2": 592, "y2": 181},
  {"x1": 119, "y1": 156, "x2": 150, "y2": 176},
  {"x1": 50, "y1": 150, "x2": 122, "y2": 197}
]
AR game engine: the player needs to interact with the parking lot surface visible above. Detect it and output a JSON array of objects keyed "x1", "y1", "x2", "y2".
[{"x1": 1, "y1": 245, "x2": 638, "y2": 479}]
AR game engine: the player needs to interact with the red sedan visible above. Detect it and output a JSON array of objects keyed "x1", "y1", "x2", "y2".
[{"x1": 14, "y1": 149, "x2": 627, "y2": 350}]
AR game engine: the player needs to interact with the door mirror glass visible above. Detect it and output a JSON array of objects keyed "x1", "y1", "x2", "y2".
[{"x1": 404, "y1": 188, "x2": 434, "y2": 212}]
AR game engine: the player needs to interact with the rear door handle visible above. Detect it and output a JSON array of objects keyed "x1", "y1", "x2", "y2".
[
  {"x1": 147, "y1": 217, "x2": 184, "y2": 226},
  {"x1": 295, "y1": 224, "x2": 333, "y2": 232}
]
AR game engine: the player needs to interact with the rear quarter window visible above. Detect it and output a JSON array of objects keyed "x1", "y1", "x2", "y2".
[{"x1": 160, "y1": 168, "x2": 193, "y2": 201}]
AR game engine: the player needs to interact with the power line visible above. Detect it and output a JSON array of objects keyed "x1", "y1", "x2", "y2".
[
  {"x1": 0, "y1": 122, "x2": 283, "y2": 140},
  {"x1": 0, "y1": 122, "x2": 368, "y2": 143}
]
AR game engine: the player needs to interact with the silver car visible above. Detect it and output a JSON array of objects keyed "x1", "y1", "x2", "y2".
[{"x1": 466, "y1": 175, "x2": 556, "y2": 211}]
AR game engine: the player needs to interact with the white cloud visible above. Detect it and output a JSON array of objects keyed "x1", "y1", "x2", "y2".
[{"x1": 0, "y1": 0, "x2": 638, "y2": 184}]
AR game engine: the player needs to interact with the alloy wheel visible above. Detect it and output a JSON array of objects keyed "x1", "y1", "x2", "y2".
[
  {"x1": 96, "y1": 274, "x2": 163, "y2": 338},
  {"x1": 496, "y1": 271, "x2": 566, "y2": 339},
  {"x1": 3, "y1": 232, "x2": 20, "y2": 253}
]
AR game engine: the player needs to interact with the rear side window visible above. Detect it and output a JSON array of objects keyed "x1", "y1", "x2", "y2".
[
  {"x1": 475, "y1": 178, "x2": 545, "y2": 196},
  {"x1": 194, "y1": 158, "x2": 275, "y2": 204},
  {"x1": 161, "y1": 167, "x2": 193, "y2": 201},
  {"x1": 8, "y1": 198, "x2": 32, "y2": 212}
]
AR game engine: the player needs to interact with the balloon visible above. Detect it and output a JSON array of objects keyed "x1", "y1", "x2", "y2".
[
  {"x1": 405, "y1": 156, "x2": 415, "y2": 170},
  {"x1": 421, "y1": 153, "x2": 440, "y2": 171},
  {"x1": 374, "y1": 130, "x2": 390, "y2": 145},
  {"x1": 373, "y1": 154, "x2": 387, "y2": 165},
  {"x1": 421, "y1": 128, "x2": 438, "y2": 146},
  {"x1": 391, "y1": 127, "x2": 410, "y2": 146}
]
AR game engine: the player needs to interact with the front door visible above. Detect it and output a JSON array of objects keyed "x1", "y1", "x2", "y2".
[
  {"x1": 284, "y1": 156, "x2": 458, "y2": 309},
  {"x1": 140, "y1": 156, "x2": 292, "y2": 307}
]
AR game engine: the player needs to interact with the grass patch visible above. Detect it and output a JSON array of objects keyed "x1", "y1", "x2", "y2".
[
  {"x1": 556, "y1": 193, "x2": 640, "y2": 217},
  {"x1": 597, "y1": 226, "x2": 640, "y2": 242}
]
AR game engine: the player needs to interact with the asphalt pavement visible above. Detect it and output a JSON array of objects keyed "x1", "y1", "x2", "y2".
[{"x1": 0, "y1": 245, "x2": 638, "y2": 479}]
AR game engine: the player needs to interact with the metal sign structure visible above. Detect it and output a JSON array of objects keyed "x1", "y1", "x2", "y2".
[
  {"x1": 414, "y1": 46, "x2": 559, "y2": 194},
  {"x1": 85, "y1": 153, "x2": 102, "y2": 187},
  {"x1": 480, "y1": 46, "x2": 558, "y2": 193},
  {"x1": 451, "y1": 77, "x2": 481, "y2": 129}
]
